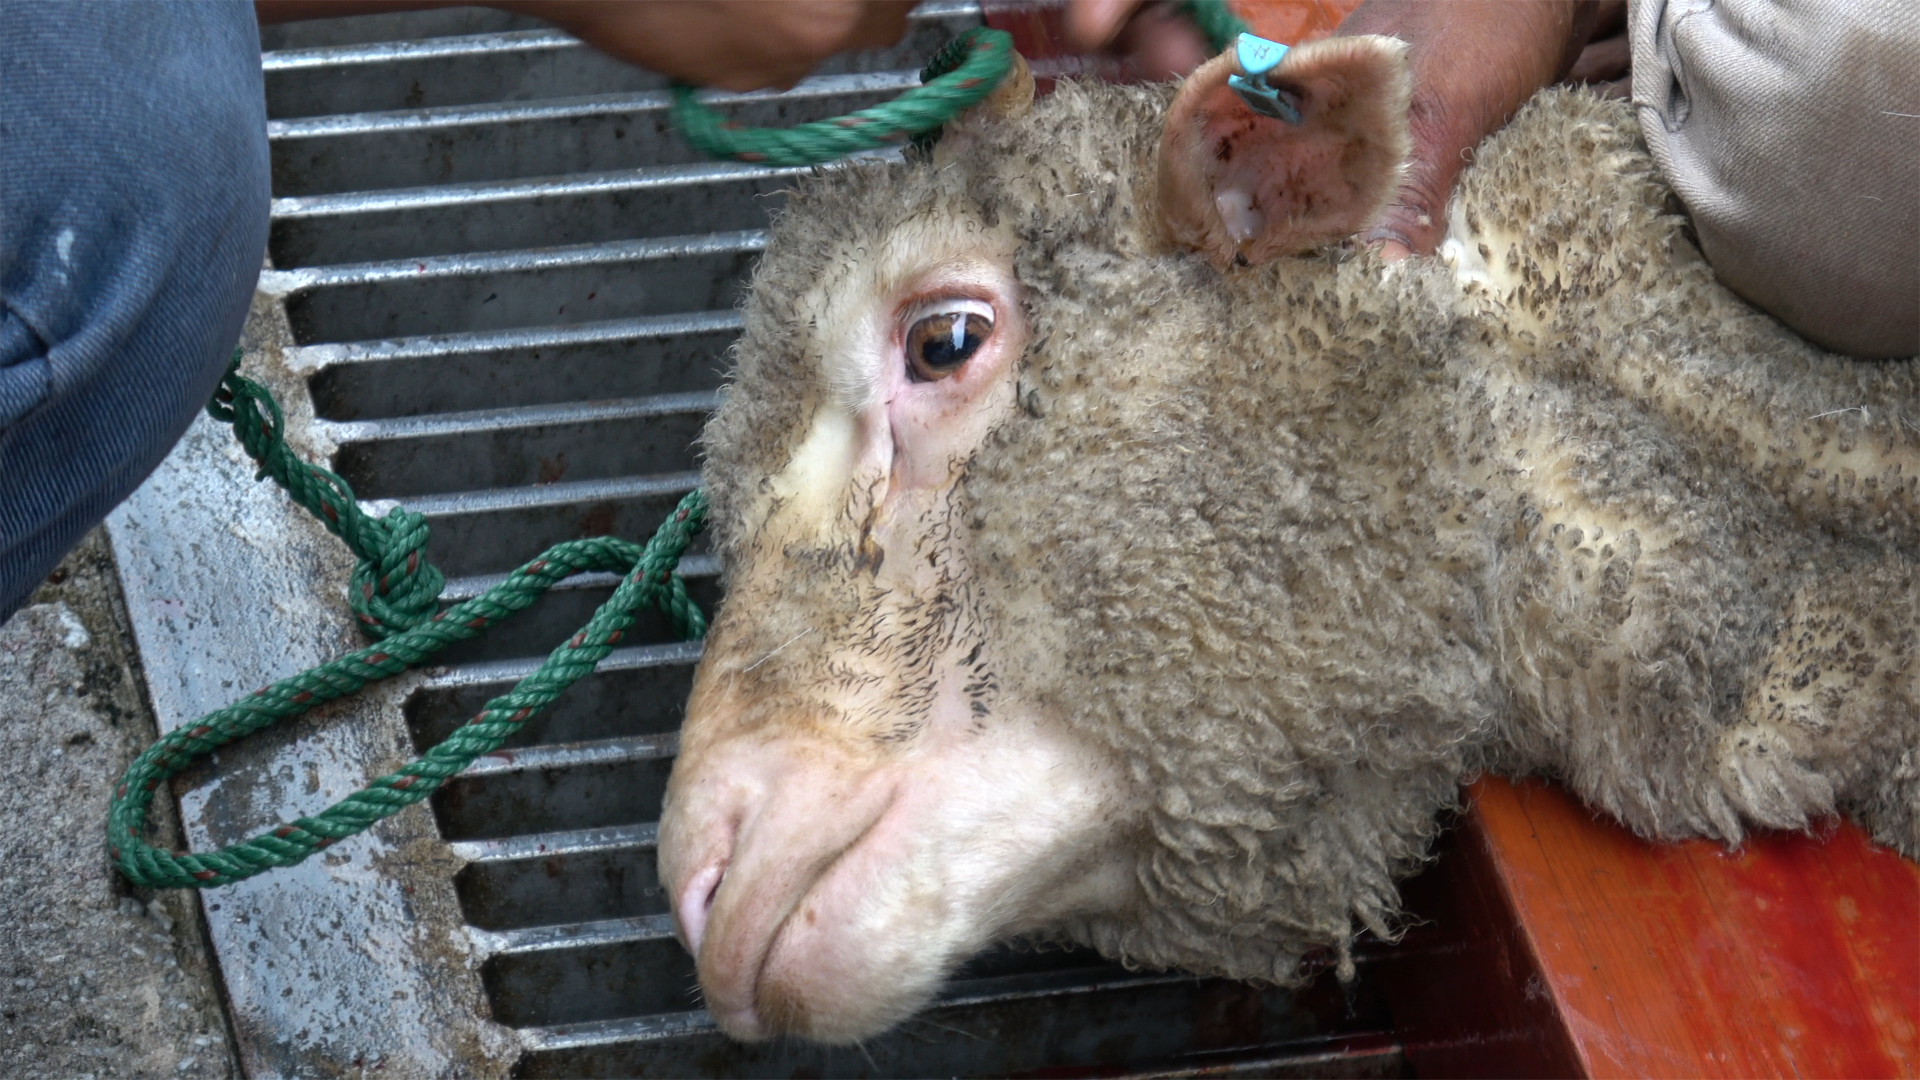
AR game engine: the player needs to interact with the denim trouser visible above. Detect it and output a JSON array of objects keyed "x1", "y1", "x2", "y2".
[{"x1": 0, "y1": 1, "x2": 269, "y2": 620}]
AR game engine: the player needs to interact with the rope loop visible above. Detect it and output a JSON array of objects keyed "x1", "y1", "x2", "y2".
[
  {"x1": 671, "y1": 27, "x2": 1014, "y2": 166},
  {"x1": 110, "y1": 358, "x2": 708, "y2": 889},
  {"x1": 667, "y1": 5, "x2": 1246, "y2": 168}
]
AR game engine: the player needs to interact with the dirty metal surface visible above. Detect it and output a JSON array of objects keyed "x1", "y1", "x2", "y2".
[
  {"x1": 108, "y1": 295, "x2": 516, "y2": 1078},
  {"x1": 111, "y1": 5, "x2": 1410, "y2": 1076}
]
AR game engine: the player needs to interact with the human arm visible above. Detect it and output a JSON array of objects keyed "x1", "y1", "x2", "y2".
[
  {"x1": 1336, "y1": 1, "x2": 1609, "y2": 258},
  {"x1": 1067, "y1": 1, "x2": 1617, "y2": 259},
  {"x1": 254, "y1": 0, "x2": 915, "y2": 92}
]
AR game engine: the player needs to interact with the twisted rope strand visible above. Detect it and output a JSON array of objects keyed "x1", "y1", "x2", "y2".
[
  {"x1": 670, "y1": 4, "x2": 1247, "y2": 168},
  {"x1": 672, "y1": 27, "x2": 1014, "y2": 166},
  {"x1": 110, "y1": 359, "x2": 707, "y2": 889}
]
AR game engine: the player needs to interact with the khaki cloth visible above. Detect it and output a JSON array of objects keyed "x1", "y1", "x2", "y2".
[{"x1": 1630, "y1": 0, "x2": 1919, "y2": 358}]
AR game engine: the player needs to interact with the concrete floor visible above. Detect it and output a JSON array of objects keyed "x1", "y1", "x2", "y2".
[{"x1": 0, "y1": 529, "x2": 240, "y2": 1079}]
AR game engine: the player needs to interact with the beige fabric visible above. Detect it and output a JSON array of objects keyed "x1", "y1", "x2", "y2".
[{"x1": 1630, "y1": 0, "x2": 1919, "y2": 358}]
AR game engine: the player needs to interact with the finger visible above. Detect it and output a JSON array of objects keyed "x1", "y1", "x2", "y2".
[
  {"x1": 847, "y1": 0, "x2": 916, "y2": 50},
  {"x1": 1332, "y1": 1, "x2": 1585, "y2": 258},
  {"x1": 706, "y1": 69, "x2": 806, "y2": 93},
  {"x1": 1113, "y1": 3, "x2": 1212, "y2": 80},
  {"x1": 1359, "y1": 210, "x2": 1426, "y2": 261},
  {"x1": 1371, "y1": 238, "x2": 1414, "y2": 262},
  {"x1": 1064, "y1": 0, "x2": 1145, "y2": 50},
  {"x1": 1359, "y1": 217, "x2": 1413, "y2": 251},
  {"x1": 1588, "y1": 0, "x2": 1628, "y2": 36},
  {"x1": 1566, "y1": 33, "x2": 1629, "y2": 85},
  {"x1": 692, "y1": 42, "x2": 813, "y2": 93}
]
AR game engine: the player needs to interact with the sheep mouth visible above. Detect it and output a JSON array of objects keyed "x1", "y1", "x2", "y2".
[{"x1": 706, "y1": 781, "x2": 917, "y2": 1042}]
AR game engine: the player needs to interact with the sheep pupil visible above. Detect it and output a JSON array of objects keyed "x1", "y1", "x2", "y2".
[{"x1": 908, "y1": 313, "x2": 990, "y2": 380}]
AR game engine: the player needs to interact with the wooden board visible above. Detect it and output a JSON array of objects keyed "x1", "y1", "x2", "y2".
[{"x1": 1380, "y1": 777, "x2": 1920, "y2": 1078}]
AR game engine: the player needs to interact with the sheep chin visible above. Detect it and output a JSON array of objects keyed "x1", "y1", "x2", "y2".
[{"x1": 682, "y1": 690, "x2": 1140, "y2": 1045}]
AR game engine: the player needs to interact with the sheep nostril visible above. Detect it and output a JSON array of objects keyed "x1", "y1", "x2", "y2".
[{"x1": 676, "y1": 863, "x2": 725, "y2": 956}]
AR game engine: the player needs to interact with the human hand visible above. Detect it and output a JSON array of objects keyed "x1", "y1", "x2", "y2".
[
  {"x1": 1334, "y1": 1, "x2": 1612, "y2": 259},
  {"x1": 1066, "y1": 0, "x2": 1373, "y2": 79},
  {"x1": 1064, "y1": 0, "x2": 1212, "y2": 82},
  {"x1": 521, "y1": 0, "x2": 917, "y2": 91},
  {"x1": 1067, "y1": 1, "x2": 1613, "y2": 258},
  {"x1": 1565, "y1": 1, "x2": 1631, "y2": 94},
  {"x1": 256, "y1": 0, "x2": 917, "y2": 91}
]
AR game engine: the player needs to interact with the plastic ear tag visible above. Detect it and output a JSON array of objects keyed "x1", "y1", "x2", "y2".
[{"x1": 1226, "y1": 32, "x2": 1301, "y2": 124}]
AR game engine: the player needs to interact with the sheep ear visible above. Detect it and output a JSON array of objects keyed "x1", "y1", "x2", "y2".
[
  {"x1": 932, "y1": 51, "x2": 1035, "y2": 166},
  {"x1": 1157, "y1": 35, "x2": 1411, "y2": 267}
]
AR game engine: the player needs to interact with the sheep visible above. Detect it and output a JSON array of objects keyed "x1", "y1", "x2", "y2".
[{"x1": 654, "y1": 35, "x2": 1919, "y2": 1047}]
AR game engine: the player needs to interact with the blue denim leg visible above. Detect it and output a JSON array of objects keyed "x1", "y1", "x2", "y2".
[{"x1": 1, "y1": 1, "x2": 270, "y2": 620}]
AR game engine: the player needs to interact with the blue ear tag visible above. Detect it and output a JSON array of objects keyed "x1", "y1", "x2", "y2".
[{"x1": 1226, "y1": 32, "x2": 1301, "y2": 124}]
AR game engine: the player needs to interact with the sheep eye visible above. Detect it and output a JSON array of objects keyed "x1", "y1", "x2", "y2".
[{"x1": 905, "y1": 310, "x2": 992, "y2": 382}]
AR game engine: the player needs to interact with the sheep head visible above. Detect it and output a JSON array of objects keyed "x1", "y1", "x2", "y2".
[{"x1": 658, "y1": 37, "x2": 1441, "y2": 1045}]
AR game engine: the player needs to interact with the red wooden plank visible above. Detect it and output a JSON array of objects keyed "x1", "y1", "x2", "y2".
[
  {"x1": 1378, "y1": 800, "x2": 1586, "y2": 1078},
  {"x1": 1384, "y1": 777, "x2": 1920, "y2": 1078}
]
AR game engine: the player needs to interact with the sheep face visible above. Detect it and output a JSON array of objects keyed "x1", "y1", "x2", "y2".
[
  {"x1": 657, "y1": 196, "x2": 1144, "y2": 1044},
  {"x1": 658, "y1": 37, "x2": 1427, "y2": 1045}
]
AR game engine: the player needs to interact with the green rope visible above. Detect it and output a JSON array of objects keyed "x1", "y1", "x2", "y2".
[
  {"x1": 109, "y1": 3, "x2": 1259, "y2": 890},
  {"x1": 670, "y1": 2, "x2": 1249, "y2": 168},
  {"x1": 672, "y1": 26, "x2": 1014, "y2": 166},
  {"x1": 108, "y1": 356, "x2": 707, "y2": 889}
]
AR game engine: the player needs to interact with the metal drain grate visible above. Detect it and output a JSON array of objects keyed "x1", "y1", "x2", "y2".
[{"x1": 108, "y1": 6, "x2": 1410, "y2": 1075}]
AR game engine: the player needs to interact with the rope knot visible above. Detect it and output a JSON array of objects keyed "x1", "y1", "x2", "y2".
[
  {"x1": 348, "y1": 506, "x2": 445, "y2": 639},
  {"x1": 207, "y1": 351, "x2": 447, "y2": 640}
]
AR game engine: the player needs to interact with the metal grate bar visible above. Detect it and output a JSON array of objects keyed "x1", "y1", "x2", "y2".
[
  {"x1": 320, "y1": 393, "x2": 721, "y2": 450},
  {"x1": 472, "y1": 913, "x2": 682, "y2": 957},
  {"x1": 456, "y1": 733, "x2": 681, "y2": 780},
  {"x1": 450, "y1": 822, "x2": 658, "y2": 865},
  {"x1": 294, "y1": 312, "x2": 739, "y2": 421},
  {"x1": 320, "y1": 393, "x2": 717, "y2": 500},
  {"x1": 269, "y1": 232, "x2": 766, "y2": 345},
  {"x1": 511, "y1": 968, "x2": 1404, "y2": 1078},
  {"x1": 257, "y1": 8, "x2": 547, "y2": 51},
  {"x1": 269, "y1": 73, "x2": 926, "y2": 195},
  {"x1": 271, "y1": 163, "x2": 817, "y2": 267}
]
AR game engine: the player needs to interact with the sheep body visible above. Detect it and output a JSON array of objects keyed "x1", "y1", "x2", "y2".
[{"x1": 696, "y1": 83, "x2": 1917, "y2": 995}]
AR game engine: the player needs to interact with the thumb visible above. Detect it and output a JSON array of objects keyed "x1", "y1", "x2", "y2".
[{"x1": 1360, "y1": 144, "x2": 1453, "y2": 257}]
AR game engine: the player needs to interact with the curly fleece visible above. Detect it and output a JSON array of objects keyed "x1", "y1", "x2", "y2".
[{"x1": 699, "y1": 82, "x2": 1919, "y2": 987}]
